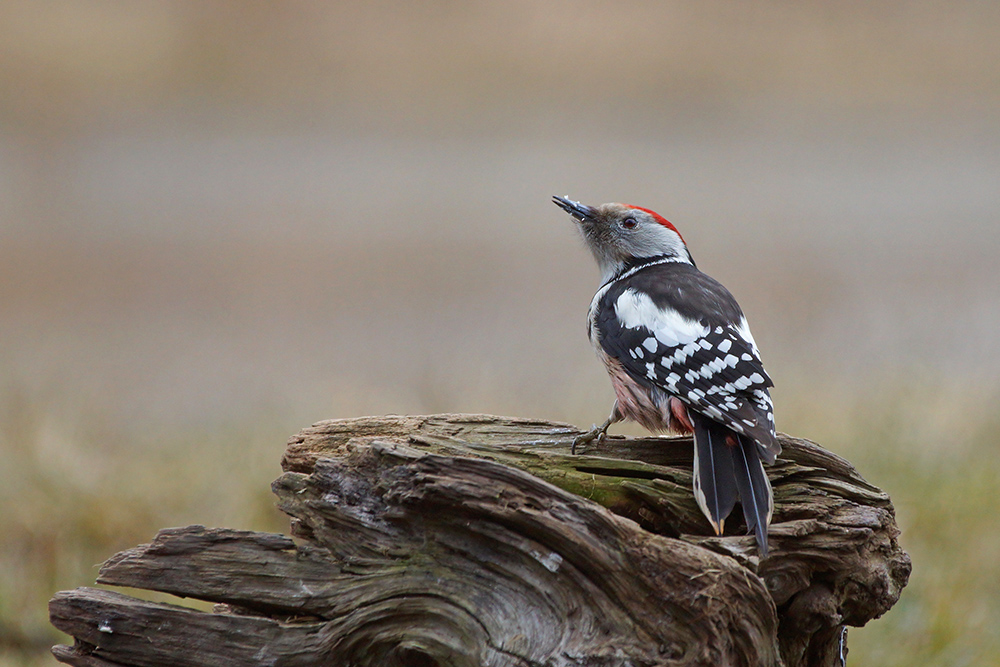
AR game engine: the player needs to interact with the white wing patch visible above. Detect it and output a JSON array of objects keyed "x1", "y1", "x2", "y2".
[
  {"x1": 614, "y1": 289, "x2": 708, "y2": 347},
  {"x1": 734, "y1": 316, "x2": 760, "y2": 354}
]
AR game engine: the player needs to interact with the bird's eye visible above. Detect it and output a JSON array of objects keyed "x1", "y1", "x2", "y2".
[{"x1": 622, "y1": 217, "x2": 637, "y2": 229}]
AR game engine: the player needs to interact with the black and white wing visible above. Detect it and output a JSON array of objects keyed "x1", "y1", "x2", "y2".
[{"x1": 594, "y1": 261, "x2": 778, "y2": 462}]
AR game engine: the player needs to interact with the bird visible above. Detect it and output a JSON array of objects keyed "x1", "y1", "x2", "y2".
[{"x1": 553, "y1": 195, "x2": 780, "y2": 555}]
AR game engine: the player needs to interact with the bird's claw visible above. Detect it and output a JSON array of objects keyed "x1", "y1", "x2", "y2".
[{"x1": 572, "y1": 423, "x2": 608, "y2": 455}]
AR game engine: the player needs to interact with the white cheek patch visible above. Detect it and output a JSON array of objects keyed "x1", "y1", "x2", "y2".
[{"x1": 625, "y1": 223, "x2": 688, "y2": 261}]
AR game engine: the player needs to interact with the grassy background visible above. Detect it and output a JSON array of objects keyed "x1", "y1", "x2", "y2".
[{"x1": 2, "y1": 2, "x2": 999, "y2": 664}]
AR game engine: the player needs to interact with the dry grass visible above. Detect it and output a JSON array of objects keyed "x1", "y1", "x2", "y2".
[
  {"x1": 0, "y1": 386, "x2": 290, "y2": 663},
  {"x1": 780, "y1": 378, "x2": 1000, "y2": 666}
]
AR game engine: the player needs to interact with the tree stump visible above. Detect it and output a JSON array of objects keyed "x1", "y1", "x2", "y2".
[{"x1": 49, "y1": 414, "x2": 910, "y2": 667}]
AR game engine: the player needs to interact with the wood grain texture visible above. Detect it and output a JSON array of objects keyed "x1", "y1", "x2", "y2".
[{"x1": 51, "y1": 414, "x2": 910, "y2": 667}]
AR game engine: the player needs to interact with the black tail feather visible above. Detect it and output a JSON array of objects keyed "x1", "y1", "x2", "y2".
[
  {"x1": 692, "y1": 416, "x2": 738, "y2": 535},
  {"x1": 731, "y1": 435, "x2": 774, "y2": 556}
]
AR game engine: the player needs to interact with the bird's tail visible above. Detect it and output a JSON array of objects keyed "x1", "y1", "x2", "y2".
[
  {"x1": 692, "y1": 417, "x2": 738, "y2": 536},
  {"x1": 692, "y1": 416, "x2": 774, "y2": 555},
  {"x1": 731, "y1": 433, "x2": 774, "y2": 556}
]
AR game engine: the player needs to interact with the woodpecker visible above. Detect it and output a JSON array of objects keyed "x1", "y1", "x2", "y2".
[{"x1": 553, "y1": 195, "x2": 780, "y2": 555}]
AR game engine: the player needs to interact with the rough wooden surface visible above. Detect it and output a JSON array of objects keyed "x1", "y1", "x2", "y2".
[{"x1": 50, "y1": 414, "x2": 910, "y2": 667}]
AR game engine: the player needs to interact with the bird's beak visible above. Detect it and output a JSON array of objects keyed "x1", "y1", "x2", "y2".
[{"x1": 552, "y1": 195, "x2": 597, "y2": 223}]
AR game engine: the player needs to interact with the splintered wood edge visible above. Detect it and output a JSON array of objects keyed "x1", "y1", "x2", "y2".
[
  {"x1": 281, "y1": 413, "x2": 583, "y2": 472},
  {"x1": 282, "y1": 414, "x2": 878, "y2": 495}
]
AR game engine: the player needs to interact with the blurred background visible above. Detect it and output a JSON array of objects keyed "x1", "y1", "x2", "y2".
[{"x1": 1, "y1": 1, "x2": 998, "y2": 664}]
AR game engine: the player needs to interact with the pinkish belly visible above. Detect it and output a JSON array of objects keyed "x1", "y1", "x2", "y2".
[{"x1": 603, "y1": 354, "x2": 676, "y2": 433}]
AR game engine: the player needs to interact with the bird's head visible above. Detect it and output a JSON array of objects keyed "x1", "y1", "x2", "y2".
[{"x1": 553, "y1": 196, "x2": 694, "y2": 282}]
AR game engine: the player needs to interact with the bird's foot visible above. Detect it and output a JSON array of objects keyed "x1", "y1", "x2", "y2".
[{"x1": 572, "y1": 420, "x2": 611, "y2": 454}]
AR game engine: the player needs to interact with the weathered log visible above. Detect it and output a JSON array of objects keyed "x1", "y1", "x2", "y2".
[{"x1": 50, "y1": 414, "x2": 910, "y2": 667}]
